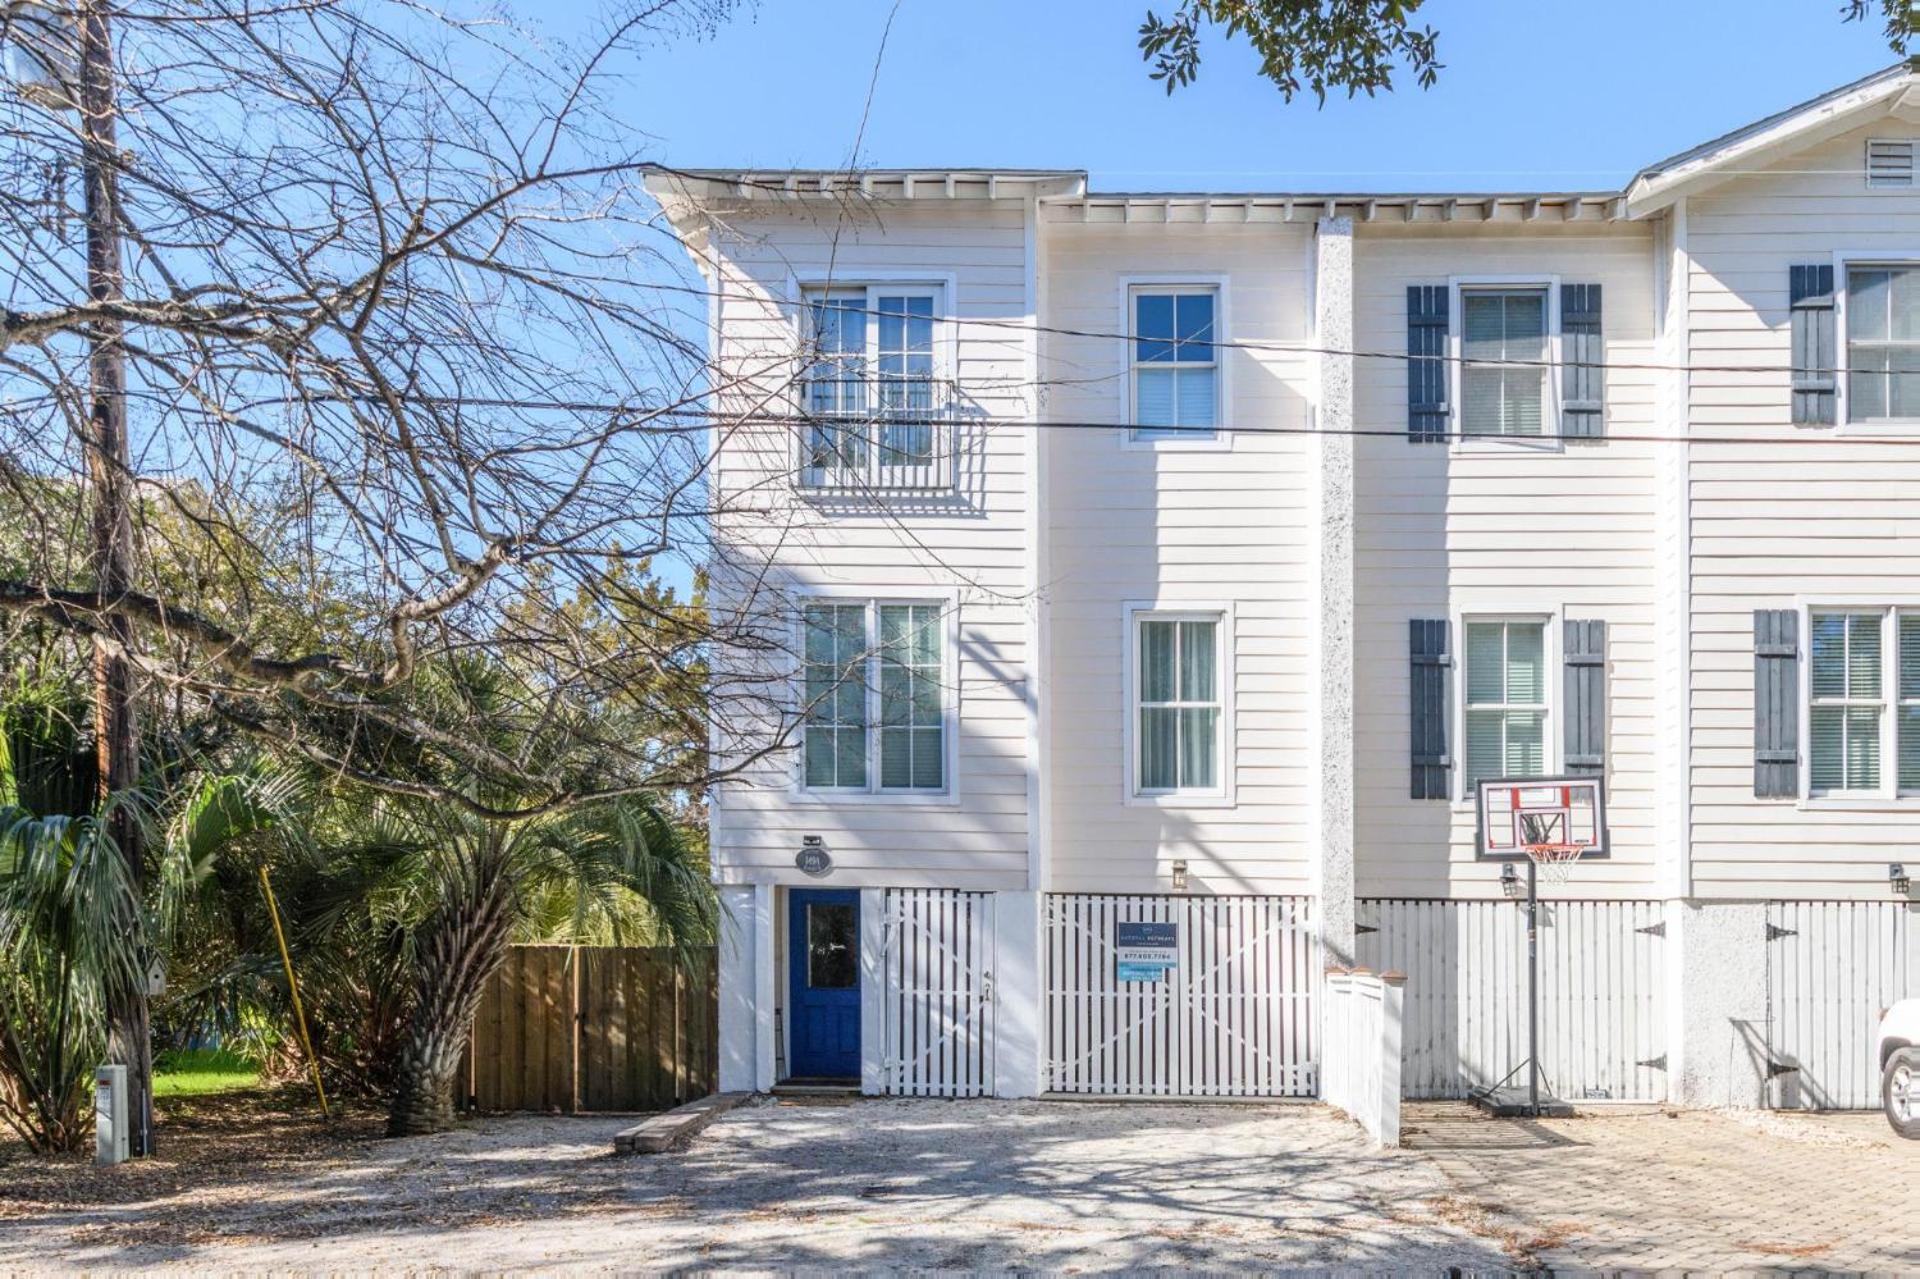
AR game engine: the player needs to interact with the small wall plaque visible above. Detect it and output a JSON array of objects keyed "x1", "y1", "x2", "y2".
[{"x1": 795, "y1": 837, "x2": 832, "y2": 877}]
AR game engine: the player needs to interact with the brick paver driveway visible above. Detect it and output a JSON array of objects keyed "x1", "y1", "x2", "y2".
[
  {"x1": 3, "y1": 1096, "x2": 1914, "y2": 1270},
  {"x1": 1404, "y1": 1101, "x2": 1918, "y2": 1271}
]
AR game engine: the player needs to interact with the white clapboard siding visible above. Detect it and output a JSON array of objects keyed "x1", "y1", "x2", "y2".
[
  {"x1": 697, "y1": 199, "x2": 1037, "y2": 890},
  {"x1": 1685, "y1": 119, "x2": 1920, "y2": 899},
  {"x1": 1045, "y1": 893, "x2": 1318, "y2": 1097},
  {"x1": 1764, "y1": 900, "x2": 1912, "y2": 1111},
  {"x1": 1356, "y1": 898, "x2": 1669, "y2": 1101},
  {"x1": 1350, "y1": 222, "x2": 1665, "y2": 902},
  {"x1": 1039, "y1": 219, "x2": 1320, "y2": 897},
  {"x1": 882, "y1": 888, "x2": 995, "y2": 1098}
]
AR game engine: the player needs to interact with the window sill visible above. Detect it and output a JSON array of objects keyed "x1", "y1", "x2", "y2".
[
  {"x1": 1839, "y1": 418, "x2": 1920, "y2": 436},
  {"x1": 790, "y1": 789, "x2": 960, "y2": 808},
  {"x1": 1122, "y1": 431, "x2": 1232, "y2": 453},
  {"x1": 1450, "y1": 431, "x2": 1565, "y2": 456},
  {"x1": 1795, "y1": 795, "x2": 1920, "y2": 812},
  {"x1": 1127, "y1": 791, "x2": 1236, "y2": 810}
]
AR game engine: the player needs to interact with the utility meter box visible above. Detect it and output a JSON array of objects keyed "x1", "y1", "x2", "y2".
[{"x1": 95, "y1": 1064, "x2": 128, "y2": 1165}]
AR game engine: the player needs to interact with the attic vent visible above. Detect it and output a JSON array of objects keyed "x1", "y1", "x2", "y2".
[{"x1": 1866, "y1": 139, "x2": 1914, "y2": 188}]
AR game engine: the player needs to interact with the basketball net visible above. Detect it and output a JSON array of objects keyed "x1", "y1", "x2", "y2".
[
  {"x1": 1517, "y1": 811, "x2": 1581, "y2": 885},
  {"x1": 1523, "y1": 843, "x2": 1583, "y2": 885}
]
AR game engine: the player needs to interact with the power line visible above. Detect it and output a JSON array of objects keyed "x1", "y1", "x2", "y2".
[
  {"x1": 204, "y1": 391, "x2": 1920, "y2": 449},
  {"x1": 699, "y1": 408, "x2": 1920, "y2": 451},
  {"x1": 648, "y1": 274, "x2": 1875, "y2": 380}
]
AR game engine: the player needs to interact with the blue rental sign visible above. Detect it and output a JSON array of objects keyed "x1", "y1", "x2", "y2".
[{"x1": 1115, "y1": 921, "x2": 1177, "y2": 982}]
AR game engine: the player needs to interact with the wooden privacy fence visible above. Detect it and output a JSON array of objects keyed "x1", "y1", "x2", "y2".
[{"x1": 461, "y1": 944, "x2": 717, "y2": 1114}]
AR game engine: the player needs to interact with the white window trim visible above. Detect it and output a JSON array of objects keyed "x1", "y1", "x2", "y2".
[
  {"x1": 786, "y1": 272, "x2": 960, "y2": 487},
  {"x1": 1119, "y1": 274, "x2": 1233, "y2": 452},
  {"x1": 790, "y1": 587, "x2": 961, "y2": 807},
  {"x1": 1448, "y1": 275, "x2": 1563, "y2": 453},
  {"x1": 1451, "y1": 606, "x2": 1563, "y2": 807},
  {"x1": 1122, "y1": 601, "x2": 1236, "y2": 807},
  {"x1": 1794, "y1": 599, "x2": 1920, "y2": 808},
  {"x1": 1830, "y1": 251, "x2": 1920, "y2": 432}
]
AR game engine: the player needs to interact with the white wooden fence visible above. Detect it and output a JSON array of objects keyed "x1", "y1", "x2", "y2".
[
  {"x1": 1765, "y1": 900, "x2": 1913, "y2": 1110},
  {"x1": 1322, "y1": 970, "x2": 1405, "y2": 1146},
  {"x1": 1044, "y1": 894, "x2": 1319, "y2": 1097},
  {"x1": 1355, "y1": 899, "x2": 1669, "y2": 1102},
  {"x1": 880, "y1": 889, "x2": 995, "y2": 1097}
]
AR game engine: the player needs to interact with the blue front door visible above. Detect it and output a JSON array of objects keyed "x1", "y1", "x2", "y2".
[{"x1": 788, "y1": 889, "x2": 860, "y2": 1079}]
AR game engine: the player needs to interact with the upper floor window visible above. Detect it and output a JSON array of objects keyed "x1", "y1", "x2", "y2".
[
  {"x1": 1130, "y1": 286, "x2": 1218, "y2": 441},
  {"x1": 1463, "y1": 618, "x2": 1548, "y2": 789},
  {"x1": 1460, "y1": 288, "x2": 1548, "y2": 437},
  {"x1": 801, "y1": 599, "x2": 947, "y2": 795},
  {"x1": 1845, "y1": 266, "x2": 1920, "y2": 423},
  {"x1": 1133, "y1": 612, "x2": 1223, "y2": 795},
  {"x1": 801, "y1": 286, "x2": 943, "y2": 489}
]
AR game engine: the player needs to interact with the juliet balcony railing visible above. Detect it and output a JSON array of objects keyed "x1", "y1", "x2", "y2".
[{"x1": 794, "y1": 402, "x2": 955, "y2": 494}]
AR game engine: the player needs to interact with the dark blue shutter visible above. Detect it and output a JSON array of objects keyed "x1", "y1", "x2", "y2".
[
  {"x1": 1562, "y1": 619, "x2": 1606, "y2": 775},
  {"x1": 1753, "y1": 609, "x2": 1800, "y2": 798},
  {"x1": 1560, "y1": 284, "x2": 1604, "y2": 438},
  {"x1": 1409, "y1": 619, "x2": 1451, "y2": 799},
  {"x1": 1407, "y1": 286, "x2": 1449, "y2": 443},
  {"x1": 1789, "y1": 265, "x2": 1836, "y2": 426}
]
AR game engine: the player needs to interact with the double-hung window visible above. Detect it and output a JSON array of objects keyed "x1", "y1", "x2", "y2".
[
  {"x1": 1808, "y1": 611, "x2": 1883, "y2": 793},
  {"x1": 1463, "y1": 619, "x2": 1548, "y2": 790},
  {"x1": 1133, "y1": 613, "x2": 1223, "y2": 795},
  {"x1": 1804, "y1": 607, "x2": 1920, "y2": 797},
  {"x1": 1129, "y1": 286, "x2": 1219, "y2": 440},
  {"x1": 1845, "y1": 265, "x2": 1920, "y2": 422},
  {"x1": 1460, "y1": 288, "x2": 1548, "y2": 437},
  {"x1": 801, "y1": 286, "x2": 941, "y2": 486},
  {"x1": 802, "y1": 600, "x2": 947, "y2": 795}
]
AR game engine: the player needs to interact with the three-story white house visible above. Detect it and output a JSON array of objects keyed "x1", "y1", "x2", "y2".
[{"x1": 647, "y1": 64, "x2": 1920, "y2": 1111}]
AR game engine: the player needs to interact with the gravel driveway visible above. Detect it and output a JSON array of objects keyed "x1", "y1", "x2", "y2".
[{"x1": 2, "y1": 1093, "x2": 1914, "y2": 1271}]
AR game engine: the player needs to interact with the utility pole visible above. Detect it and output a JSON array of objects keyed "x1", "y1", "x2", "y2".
[{"x1": 76, "y1": 0, "x2": 150, "y2": 1157}]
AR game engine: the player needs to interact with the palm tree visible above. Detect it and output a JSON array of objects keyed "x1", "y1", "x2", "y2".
[
  {"x1": 0, "y1": 678, "x2": 146, "y2": 1152},
  {"x1": 359, "y1": 790, "x2": 711, "y2": 1136}
]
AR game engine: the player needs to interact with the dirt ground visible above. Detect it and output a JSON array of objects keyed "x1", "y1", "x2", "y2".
[{"x1": 2, "y1": 1089, "x2": 1915, "y2": 1271}]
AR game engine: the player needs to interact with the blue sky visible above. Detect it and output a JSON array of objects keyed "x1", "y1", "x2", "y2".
[{"x1": 618, "y1": 0, "x2": 1897, "y2": 191}]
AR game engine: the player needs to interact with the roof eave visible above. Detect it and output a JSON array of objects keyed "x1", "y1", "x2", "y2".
[{"x1": 1625, "y1": 70, "x2": 1918, "y2": 217}]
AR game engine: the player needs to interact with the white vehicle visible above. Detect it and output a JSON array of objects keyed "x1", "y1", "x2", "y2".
[{"x1": 1881, "y1": 1000, "x2": 1920, "y2": 1139}]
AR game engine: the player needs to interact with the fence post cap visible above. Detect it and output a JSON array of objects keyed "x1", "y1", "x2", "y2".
[{"x1": 1380, "y1": 970, "x2": 1407, "y2": 986}]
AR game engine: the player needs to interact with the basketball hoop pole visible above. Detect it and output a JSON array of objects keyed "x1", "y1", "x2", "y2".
[{"x1": 1525, "y1": 857, "x2": 1540, "y2": 1115}]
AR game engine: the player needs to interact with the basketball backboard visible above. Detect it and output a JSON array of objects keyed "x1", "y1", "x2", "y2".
[{"x1": 1475, "y1": 775, "x2": 1609, "y2": 862}]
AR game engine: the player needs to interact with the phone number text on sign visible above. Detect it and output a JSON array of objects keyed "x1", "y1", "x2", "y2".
[{"x1": 1115, "y1": 920, "x2": 1176, "y2": 982}]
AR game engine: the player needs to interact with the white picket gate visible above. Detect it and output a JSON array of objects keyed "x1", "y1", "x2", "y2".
[
  {"x1": 1355, "y1": 899, "x2": 1669, "y2": 1102},
  {"x1": 880, "y1": 888, "x2": 995, "y2": 1097},
  {"x1": 1045, "y1": 894, "x2": 1319, "y2": 1098},
  {"x1": 1765, "y1": 900, "x2": 1913, "y2": 1111}
]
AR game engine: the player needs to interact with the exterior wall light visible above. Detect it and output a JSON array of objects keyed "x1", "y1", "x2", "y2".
[
  {"x1": 1500, "y1": 863, "x2": 1522, "y2": 899},
  {"x1": 1892, "y1": 862, "x2": 1911, "y2": 896},
  {"x1": 1170, "y1": 859, "x2": 1189, "y2": 893}
]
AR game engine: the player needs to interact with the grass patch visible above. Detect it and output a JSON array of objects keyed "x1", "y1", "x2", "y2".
[{"x1": 153, "y1": 1047, "x2": 262, "y2": 1097}]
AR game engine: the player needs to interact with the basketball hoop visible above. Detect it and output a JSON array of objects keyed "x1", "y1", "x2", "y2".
[{"x1": 1523, "y1": 842, "x2": 1585, "y2": 885}]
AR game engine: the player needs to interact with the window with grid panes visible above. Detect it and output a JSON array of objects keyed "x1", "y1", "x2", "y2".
[
  {"x1": 1135, "y1": 615, "x2": 1221, "y2": 793},
  {"x1": 1464, "y1": 619, "x2": 1548, "y2": 789},
  {"x1": 801, "y1": 600, "x2": 946, "y2": 794}
]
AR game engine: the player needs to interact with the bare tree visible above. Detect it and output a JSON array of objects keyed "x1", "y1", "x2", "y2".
[{"x1": 0, "y1": 0, "x2": 824, "y2": 1138}]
